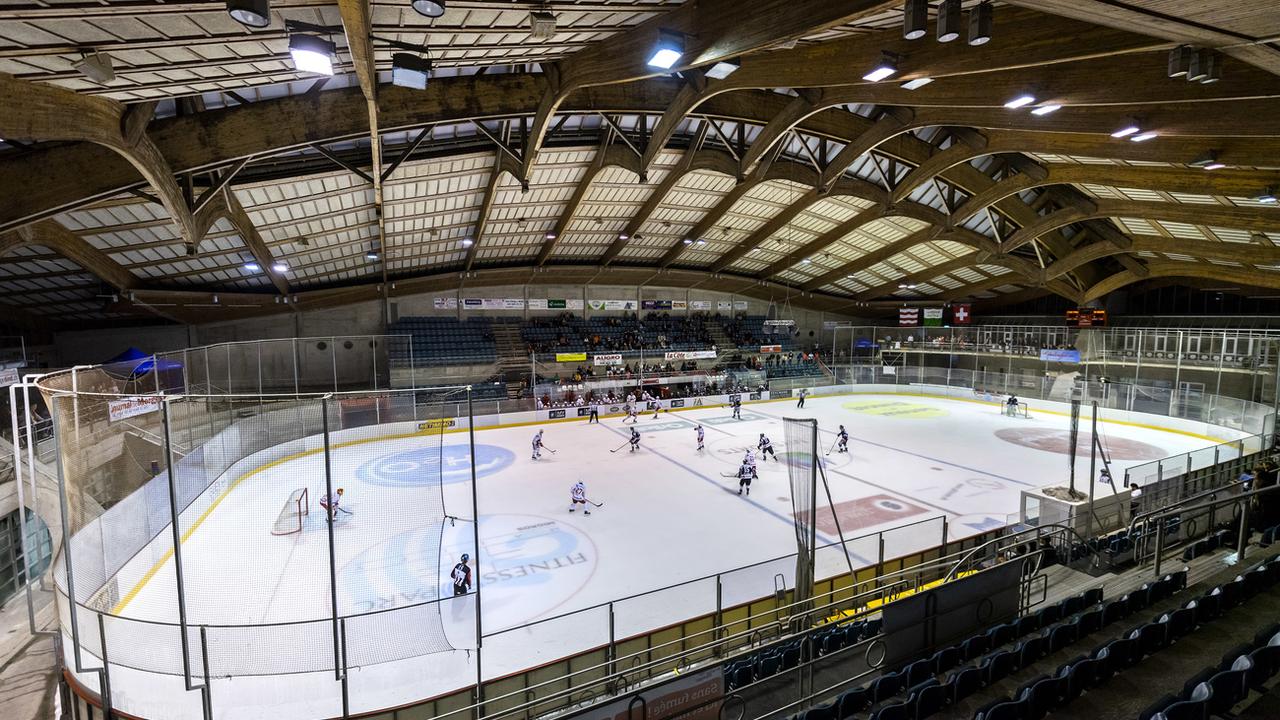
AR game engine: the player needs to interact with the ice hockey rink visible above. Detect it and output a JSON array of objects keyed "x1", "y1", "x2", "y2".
[{"x1": 91, "y1": 391, "x2": 1242, "y2": 718}]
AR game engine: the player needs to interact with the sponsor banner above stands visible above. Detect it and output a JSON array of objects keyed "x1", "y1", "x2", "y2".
[
  {"x1": 760, "y1": 344, "x2": 782, "y2": 353},
  {"x1": 555, "y1": 353, "x2": 587, "y2": 362},
  {"x1": 764, "y1": 319, "x2": 796, "y2": 327},
  {"x1": 717, "y1": 301, "x2": 732, "y2": 311},
  {"x1": 690, "y1": 300, "x2": 712, "y2": 310},
  {"x1": 672, "y1": 300, "x2": 687, "y2": 310},
  {"x1": 462, "y1": 298, "x2": 483, "y2": 310},
  {"x1": 108, "y1": 396, "x2": 162, "y2": 422},
  {"x1": 1040, "y1": 349, "x2": 1082, "y2": 363},
  {"x1": 923, "y1": 308, "x2": 943, "y2": 327},
  {"x1": 566, "y1": 299, "x2": 584, "y2": 310},
  {"x1": 0, "y1": 367, "x2": 19, "y2": 386},
  {"x1": 503, "y1": 298, "x2": 525, "y2": 310},
  {"x1": 527, "y1": 298, "x2": 548, "y2": 310},
  {"x1": 433, "y1": 297, "x2": 457, "y2": 309},
  {"x1": 593, "y1": 353, "x2": 624, "y2": 366},
  {"x1": 898, "y1": 308, "x2": 920, "y2": 326},
  {"x1": 664, "y1": 350, "x2": 716, "y2": 361},
  {"x1": 641, "y1": 299, "x2": 672, "y2": 310},
  {"x1": 733, "y1": 300, "x2": 748, "y2": 309},
  {"x1": 591, "y1": 299, "x2": 638, "y2": 311}
]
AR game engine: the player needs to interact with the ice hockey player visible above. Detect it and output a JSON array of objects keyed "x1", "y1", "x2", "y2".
[
  {"x1": 743, "y1": 448, "x2": 756, "y2": 470},
  {"x1": 837, "y1": 424, "x2": 849, "y2": 453},
  {"x1": 625, "y1": 402, "x2": 639, "y2": 424},
  {"x1": 731, "y1": 396, "x2": 742, "y2": 420},
  {"x1": 532, "y1": 429, "x2": 545, "y2": 460},
  {"x1": 695, "y1": 424, "x2": 705, "y2": 451},
  {"x1": 451, "y1": 554, "x2": 472, "y2": 596},
  {"x1": 569, "y1": 480, "x2": 591, "y2": 515},
  {"x1": 651, "y1": 398, "x2": 662, "y2": 419},
  {"x1": 797, "y1": 388, "x2": 808, "y2": 408},
  {"x1": 758, "y1": 433, "x2": 777, "y2": 461},
  {"x1": 737, "y1": 461, "x2": 757, "y2": 495},
  {"x1": 587, "y1": 400, "x2": 599, "y2": 424},
  {"x1": 629, "y1": 427, "x2": 641, "y2": 453},
  {"x1": 319, "y1": 487, "x2": 348, "y2": 521}
]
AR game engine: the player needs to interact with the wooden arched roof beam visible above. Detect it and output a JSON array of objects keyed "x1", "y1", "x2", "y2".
[
  {"x1": 464, "y1": 152, "x2": 523, "y2": 272},
  {"x1": 11, "y1": 74, "x2": 1280, "y2": 238},
  {"x1": 0, "y1": 221, "x2": 137, "y2": 292},
  {"x1": 533, "y1": 144, "x2": 644, "y2": 265},
  {"x1": 1082, "y1": 262, "x2": 1280, "y2": 304},
  {"x1": 1001, "y1": 200, "x2": 1280, "y2": 254}
]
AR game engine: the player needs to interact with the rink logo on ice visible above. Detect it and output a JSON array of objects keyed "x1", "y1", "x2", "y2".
[
  {"x1": 468, "y1": 514, "x2": 597, "y2": 626},
  {"x1": 800, "y1": 494, "x2": 928, "y2": 535},
  {"x1": 358, "y1": 444, "x2": 516, "y2": 487},
  {"x1": 841, "y1": 400, "x2": 948, "y2": 419}
]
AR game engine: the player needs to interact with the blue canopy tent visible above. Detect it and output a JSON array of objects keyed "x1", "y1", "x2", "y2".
[{"x1": 104, "y1": 347, "x2": 186, "y2": 390}]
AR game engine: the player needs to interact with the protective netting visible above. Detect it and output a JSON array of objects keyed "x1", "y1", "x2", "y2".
[
  {"x1": 783, "y1": 417, "x2": 818, "y2": 612},
  {"x1": 39, "y1": 347, "x2": 471, "y2": 679}
]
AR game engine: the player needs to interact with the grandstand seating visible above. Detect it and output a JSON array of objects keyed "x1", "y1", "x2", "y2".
[{"x1": 387, "y1": 316, "x2": 497, "y2": 365}]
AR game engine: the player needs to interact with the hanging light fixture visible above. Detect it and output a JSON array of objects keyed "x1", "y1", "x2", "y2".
[
  {"x1": 392, "y1": 53, "x2": 432, "y2": 90},
  {"x1": 704, "y1": 58, "x2": 741, "y2": 80},
  {"x1": 1187, "y1": 50, "x2": 1211, "y2": 82},
  {"x1": 226, "y1": 0, "x2": 270, "y2": 28},
  {"x1": 289, "y1": 34, "x2": 336, "y2": 75},
  {"x1": 937, "y1": 0, "x2": 962, "y2": 42},
  {"x1": 967, "y1": 3, "x2": 993, "y2": 46},
  {"x1": 1167, "y1": 45, "x2": 1194, "y2": 78},
  {"x1": 411, "y1": 0, "x2": 446, "y2": 18},
  {"x1": 647, "y1": 29, "x2": 685, "y2": 70},
  {"x1": 900, "y1": 77, "x2": 933, "y2": 90},
  {"x1": 902, "y1": 0, "x2": 928, "y2": 40},
  {"x1": 862, "y1": 51, "x2": 899, "y2": 83}
]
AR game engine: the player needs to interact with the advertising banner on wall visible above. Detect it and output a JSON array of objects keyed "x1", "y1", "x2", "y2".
[
  {"x1": 690, "y1": 300, "x2": 712, "y2": 310},
  {"x1": 717, "y1": 301, "x2": 732, "y2": 311},
  {"x1": 565, "y1": 299, "x2": 583, "y2": 310},
  {"x1": 462, "y1": 298, "x2": 483, "y2": 310},
  {"x1": 503, "y1": 298, "x2": 525, "y2": 310},
  {"x1": 593, "y1": 353, "x2": 624, "y2": 365},
  {"x1": 664, "y1": 350, "x2": 717, "y2": 361},
  {"x1": 604, "y1": 300, "x2": 637, "y2": 311},
  {"x1": 641, "y1": 299, "x2": 673, "y2": 310},
  {"x1": 760, "y1": 344, "x2": 783, "y2": 353},
  {"x1": 527, "y1": 298, "x2": 548, "y2": 310},
  {"x1": 108, "y1": 396, "x2": 162, "y2": 422},
  {"x1": 555, "y1": 353, "x2": 588, "y2": 362},
  {"x1": 1040, "y1": 349, "x2": 1082, "y2": 363},
  {"x1": 672, "y1": 300, "x2": 687, "y2": 310},
  {"x1": 733, "y1": 300, "x2": 748, "y2": 310},
  {"x1": 433, "y1": 297, "x2": 457, "y2": 309}
]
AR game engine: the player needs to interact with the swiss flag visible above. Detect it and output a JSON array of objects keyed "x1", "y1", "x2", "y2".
[{"x1": 952, "y1": 303, "x2": 972, "y2": 325}]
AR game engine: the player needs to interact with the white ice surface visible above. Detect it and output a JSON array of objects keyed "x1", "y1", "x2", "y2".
[{"x1": 74, "y1": 394, "x2": 1226, "y2": 719}]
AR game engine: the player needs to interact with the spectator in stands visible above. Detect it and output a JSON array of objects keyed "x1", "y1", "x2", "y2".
[{"x1": 1128, "y1": 482, "x2": 1143, "y2": 520}]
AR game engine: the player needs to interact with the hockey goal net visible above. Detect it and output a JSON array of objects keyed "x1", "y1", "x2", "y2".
[
  {"x1": 271, "y1": 487, "x2": 309, "y2": 535},
  {"x1": 1002, "y1": 402, "x2": 1031, "y2": 419}
]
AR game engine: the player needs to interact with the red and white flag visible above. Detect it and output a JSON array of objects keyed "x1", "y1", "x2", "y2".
[
  {"x1": 898, "y1": 308, "x2": 920, "y2": 326},
  {"x1": 952, "y1": 303, "x2": 972, "y2": 325}
]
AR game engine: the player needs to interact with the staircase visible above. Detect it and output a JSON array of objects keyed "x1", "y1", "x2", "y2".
[
  {"x1": 708, "y1": 323, "x2": 736, "y2": 352},
  {"x1": 491, "y1": 321, "x2": 531, "y2": 398}
]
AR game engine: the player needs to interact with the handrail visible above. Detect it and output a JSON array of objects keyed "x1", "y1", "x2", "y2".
[
  {"x1": 1141, "y1": 482, "x2": 1280, "y2": 526},
  {"x1": 943, "y1": 523, "x2": 1099, "y2": 582},
  {"x1": 1127, "y1": 475, "x2": 1253, "y2": 539}
]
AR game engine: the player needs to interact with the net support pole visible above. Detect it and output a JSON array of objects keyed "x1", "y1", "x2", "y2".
[
  {"x1": 1086, "y1": 402, "x2": 1099, "y2": 540},
  {"x1": 468, "y1": 387, "x2": 485, "y2": 720},
  {"x1": 320, "y1": 396, "x2": 349, "y2": 718}
]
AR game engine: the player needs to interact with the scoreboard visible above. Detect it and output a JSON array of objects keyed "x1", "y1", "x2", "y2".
[{"x1": 1065, "y1": 308, "x2": 1108, "y2": 327}]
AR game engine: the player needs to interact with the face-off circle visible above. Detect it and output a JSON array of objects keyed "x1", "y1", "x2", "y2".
[{"x1": 994, "y1": 428, "x2": 1166, "y2": 460}]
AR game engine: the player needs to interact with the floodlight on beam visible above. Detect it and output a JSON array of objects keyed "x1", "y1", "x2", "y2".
[
  {"x1": 391, "y1": 53, "x2": 432, "y2": 90},
  {"x1": 1168, "y1": 45, "x2": 1193, "y2": 78},
  {"x1": 73, "y1": 52, "x2": 116, "y2": 84},
  {"x1": 967, "y1": 2, "x2": 992, "y2": 46},
  {"x1": 647, "y1": 29, "x2": 684, "y2": 70},
  {"x1": 862, "y1": 51, "x2": 899, "y2": 83},
  {"x1": 704, "y1": 58, "x2": 741, "y2": 80},
  {"x1": 411, "y1": 0, "x2": 446, "y2": 18},
  {"x1": 289, "y1": 34, "x2": 336, "y2": 76},
  {"x1": 902, "y1": 0, "x2": 928, "y2": 40},
  {"x1": 937, "y1": 0, "x2": 961, "y2": 42}
]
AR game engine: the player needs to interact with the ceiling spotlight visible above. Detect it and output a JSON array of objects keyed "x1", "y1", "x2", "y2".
[
  {"x1": 618, "y1": 232, "x2": 629, "y2": 241},
  {"x1": 545, "y1": 231, "x2": 557, "y2": 240},
  {"x1": 391, "y1": 53, "x2": 432, "y2": 90},
  {"x1": 1168, "y1": 45, "x2": 1193, "y2": 78},
  {"x1": 411, "y1": 0, "x2": 446, "y2": 18},
  {"x1": 1110, "y1": 120, "x2": 1141, "y2": 138},
  {"x1": 683, "y1": 238, "x2": 693, "y2": 245},
  {"x1": 862, "y1": 51, "x2": 899, "y2": 83},
  {"x1": 1257, "y1": 187, "x2": 1278, "y2": 204},
  {"x1": 899, "y1": 283, "x2": 916, "y2": 289},
  {"x1": 272, "y1": 262, "x2": 288, "y2": 272},
  {"x1": 937, "y1": 0, "x2": 961, "y2": 42},
  {"x1": 1187, "y1": 49, "x2": 1210, "y2": 82},
  {"x1": 1198, "y1": 53, "x2": 1221, "y2": 84},
  {"x1": 647, "y1": 29, "x2": 685, "y2": 70},
  {"x1": 289, "y1": 34, "x2": 336, "y2": 76},
  {"x1": 704, "y1": 58, "x2": 741, "y2": 80},
  {"x1": 696, "y1": 239, "x2": 706, "y2": 245},
  {"x1": 967, "y1": 3, "x2": 993, "y2": 46},
  {"x1": 1189, "y1": 151, "x2": 1225, "y2": 170},
  {"x1": 227, "y1": 0, "x2": 270, "y2": 27},
  {"x1": 1003, "y1": 94, "x2": 1035, "y2": 109},
  {"x1": 73, "y1": 52, "x2": 116, "y2": 84},
  {"x1": 529, "y1": 11, "x2": 557, "y2": 40},
  {"x1": 1030, "y1": 104, "x2": 1061, "y2": 116},
  {"x1": 461, "y1": 238, "x2": 474, "y2": 247},
  {"x1": 365, "y1": 249, "x2": 380, "y2": 261},
  {"x1": 802, "y1": 258, "x2": 813, "y2": 264},
  {"x1": 900, "y1": 77, "x2": 933, "y2": 90},
  {"x1": 903, "y1": 0, "x2": 928, "y2": 40},
  {"x1": 244, "y1": 261, "x2": 261, "y2": 272},
  {"x1": 1130, "y1": 131, "x2": 1158, "y2": 142}
]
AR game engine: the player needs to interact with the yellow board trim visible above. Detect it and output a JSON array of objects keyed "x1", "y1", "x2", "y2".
[{"x1": 108, "y1": 389, "x2": 1231, "y2": 615}]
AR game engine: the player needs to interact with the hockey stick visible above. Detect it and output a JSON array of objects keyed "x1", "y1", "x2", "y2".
[
  {"x1": 824, "y1": 438, "x2": 839, "y2": 456},
  {"x1": 587, "y1": 499, "x2": 604, "y2": 508},
  {"x1": 543, "y1": 446, "x2": 558, "y2": 454},
  {"x1": 608, "y1": 441, "x2": 629, "y2": 453}
]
